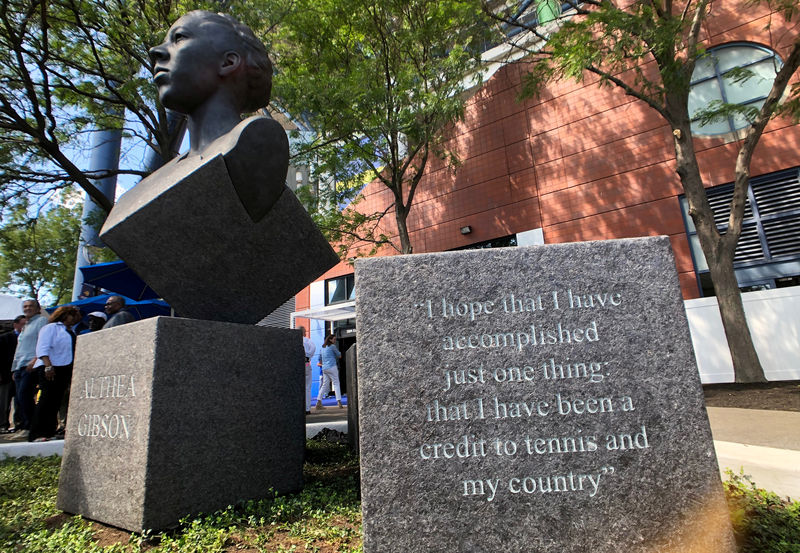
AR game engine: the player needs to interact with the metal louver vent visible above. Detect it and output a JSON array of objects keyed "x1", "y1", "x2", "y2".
[
  {"x1": 257, "y1": 297, "x2": 297, "y2": 329},
  {"x1": 763, "y1": 215, "x2": 800, "y2": 257},
  {"x1": 701, "y1": 167, "x2": 800, "y2": 264},
  {"x1": 733, "y1": 224, "x2": 763, "y2": 262},
  {"x1": 706, "y1": 186, "x2": 753, "y2": 228},
  {"x1": 751, "y1": 168, "x2": 800, "y2": 216},
  {"x1": 681, "y1": 166, "x2": 800, "y2": 293}
]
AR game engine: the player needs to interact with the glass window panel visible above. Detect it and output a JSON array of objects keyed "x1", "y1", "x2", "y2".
[
  {"x1": 691, "y1": 115, "x2": 732, "y2": 135},
  {"x1": 750, "y1": 58, "x2": 782, "y2": 80},
  {"x1": 731, "y1": 99, "x2": 765, "y2": 130},
  {"x1": 690, "y1": 45, "x2": 781, "y2": 136},
  {"x1": 722, "y1": 61, "x2": 776, "y2": 104},
  {"x1": 715, "y1": 46, "x2": 769, "y2": 72},
  {"x1": 327, "y1": 278, "x2": 347, "y2": 304},
  {"x1": 722, "y1": 77, "x2": 757, "y2": 106},
  {"x1": 692, "y1": 55, "x2": 717, "y2": 81},
  {"x1": 688, "y1": 78, "x2": 722, "y2": 118}
]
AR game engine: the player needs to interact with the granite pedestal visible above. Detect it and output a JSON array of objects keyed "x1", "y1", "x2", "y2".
[
  {"x1": 57, "y1": 316, "x2": 304, "y2": 532},
  {"x1": 354, "y1": 236, "x2": 735, "y2": 552}
]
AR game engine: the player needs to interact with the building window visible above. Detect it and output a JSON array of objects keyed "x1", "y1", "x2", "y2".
[
  {"x1": 688, "y1": 43, "x2": 782, "y2": 136},
  {"x1": 680, "y1": 167, "x2": 800, "y2": 296},
  {"x1": 325, "y1": 274, "x2": 355, "y2": 305},
  {"x1": 324, "y1": 274, "x2": 355, "y2": 335},
  {"x1": 479, "y1": 1, "x2": 574, "y2": 52}
]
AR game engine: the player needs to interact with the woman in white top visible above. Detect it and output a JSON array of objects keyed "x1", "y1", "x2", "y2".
[{"x1": 29, "y1": 305, "x2": 81, "y2": 441}]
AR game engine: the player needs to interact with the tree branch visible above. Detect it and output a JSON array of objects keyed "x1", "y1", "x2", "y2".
[
  {"x1": 725, "y1": 31, "x2": 800, "y2": 249},
  {"x1": 584, "y1": 65, "x2": 670, "y2": 118}
]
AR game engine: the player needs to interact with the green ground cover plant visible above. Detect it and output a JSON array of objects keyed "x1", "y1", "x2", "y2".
[
  {"x1": 1, "y1": 442, "x2": 798, "y2": 552},
  {"x1": 724, "y1": 472, "x2": 800, "y2": 553},
  {"x1": 1, "y1": 439, "x2": 361, "y2": 552}
]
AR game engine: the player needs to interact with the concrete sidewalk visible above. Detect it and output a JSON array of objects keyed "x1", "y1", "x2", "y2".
[
  {"x1": 706, "y1": 407, "x2": 800, "y2": 450},
  {"x1": 0, "y1": 405, "x2": 352, "y2": 459},
  {"x1": 305, "y1": 401, "x2": 349, "y2": 438},
  {"x1": 706, "y1": 407, "x2": 800, "y2": 500}
]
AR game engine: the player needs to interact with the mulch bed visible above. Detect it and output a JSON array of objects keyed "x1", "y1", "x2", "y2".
[{"x1": 703, "y1": 380, "x2": 800, "y2": 412}]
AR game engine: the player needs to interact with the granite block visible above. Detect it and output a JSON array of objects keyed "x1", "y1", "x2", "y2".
[
  {"x1": 344, "y1": 344, "x2": 359, "y2": 451},
  {"x1": 354, "y1": 236, "x2": 735, "y2": 553},
  {"x1": 57, "y1": 316, "x2": 305, "y2": 531},
  {"x1": 100, "y1": 152, "x2": 339, "y2": 325}
]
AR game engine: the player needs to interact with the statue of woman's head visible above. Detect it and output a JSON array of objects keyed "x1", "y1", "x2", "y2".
[{"x1": 149, "y1": 10, "x2": 272, "y2": 116}]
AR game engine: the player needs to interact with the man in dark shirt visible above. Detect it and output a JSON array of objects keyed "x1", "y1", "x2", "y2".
[
  {"x1": 1, "y1": 315, "x2": 25, "y2": 432},
  {"x1": 104, "y1": 296, "x2": 135, "y2": 328}
]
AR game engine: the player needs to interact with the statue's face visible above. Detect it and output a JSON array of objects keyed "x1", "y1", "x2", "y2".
[{"x1": 148, "y1": 12, "x2": 233, "y2": 114}]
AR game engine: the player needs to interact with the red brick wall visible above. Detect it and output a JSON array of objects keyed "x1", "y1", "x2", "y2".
[{"x1": 299, "y1": 3, "x2": 800, "y2": 304}]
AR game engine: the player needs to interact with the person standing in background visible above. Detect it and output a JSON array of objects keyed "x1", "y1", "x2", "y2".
[
  {"x1": 80, "y1": 311, "x2": 107, "y2": 334},
  {"x1": 12, "y1": 300, "x2": 47, "y2": 438},
  {"x1": 315, "y1": 334, "x2": 343, "y2": 409},
  {"x1": 104, "y1": 296, "x2": 135, "y2": 328},
  {"x1": 29, "y1": 305, "x2": 81, "y2": 442}
]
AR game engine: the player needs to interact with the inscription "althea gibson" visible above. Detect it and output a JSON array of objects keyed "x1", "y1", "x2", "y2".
[
  {"x1": 76, "y1": 413, "x2": 132, "y2": 440},
  {"x1": 82, "y1": 374, "x2": 136, "y2": 399},
  {"x1": 75, "y1": 374, "x2": 138, "y2": 441}
]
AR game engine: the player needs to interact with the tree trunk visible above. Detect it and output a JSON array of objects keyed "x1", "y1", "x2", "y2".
[
  {"x1": 703, "y1": 248, "x2": 766, "y2": 382},
  {"x1": 670, "y1": 117, "x2": 766, "y2": 383},
  {"x1": 394, "y1": 202, "x2": 413, "y2": 254}
]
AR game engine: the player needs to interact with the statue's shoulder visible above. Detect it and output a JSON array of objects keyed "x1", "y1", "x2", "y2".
[
  {"x1": 235, "y1": 115, "x2": 286, "y2": 139},
  {"x1": 104, "y1": 116, "x2": 289, "y2": 232},
  {"x1": 220, "y1": 116, "x2": 287, "y2": 151},
  {"x1": 223, "y1": 116, "x2": 290, "y2": 223}
]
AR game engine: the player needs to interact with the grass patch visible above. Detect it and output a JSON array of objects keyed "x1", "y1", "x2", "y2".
[
  {"x1": 2, "y1": 444, "x2": 798, "y2": 552},
  {"x1": 1, "y1": 440, "x2": 361, "y2": 552}
]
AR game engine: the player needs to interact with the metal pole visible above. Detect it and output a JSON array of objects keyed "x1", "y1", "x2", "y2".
[
  {"x1": 142, "y1": 111, "x2": 187, "y2": 172},
  {"x1": 71, "y1": 125, "x2": 122, "y2": 300}
]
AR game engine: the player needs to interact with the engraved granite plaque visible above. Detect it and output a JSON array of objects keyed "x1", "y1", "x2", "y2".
[{"x1": 354, "y1": 236, "x2": 735, "y2": 552}]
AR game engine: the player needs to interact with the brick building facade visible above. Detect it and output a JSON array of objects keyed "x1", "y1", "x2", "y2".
[{"x1": 295, "y1": 2, "x2": 800, "y2": 331}]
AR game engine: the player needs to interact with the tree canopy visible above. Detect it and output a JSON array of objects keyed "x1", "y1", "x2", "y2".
[
  {"x1": 274, "y1": 0, "x2": 492, "y2": 255},
  {"x1": 0, "y1": 193, "x2": 81, "y2": 303}
]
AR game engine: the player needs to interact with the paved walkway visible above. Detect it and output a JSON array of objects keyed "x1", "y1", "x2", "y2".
[
  {"x1": 706, "y1": 407, "x2": 800, "y2": 500},
  {"x1": 706, "y1": 407, "x2": 800, "y2": 450},
  {"x1": 0, "y1": 401, "x2": 352, "y2": 458},
  {"x1": 305, "y1": 400, "x2": 349, "y2": 437}
]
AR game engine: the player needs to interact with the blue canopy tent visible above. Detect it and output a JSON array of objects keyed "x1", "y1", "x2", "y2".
[
  {"x1": 46, "y1": 294, "x2": 171, "y2": 321},
  {"x1": 79, "y1": 260, "x2": 159, "y2": 301}
]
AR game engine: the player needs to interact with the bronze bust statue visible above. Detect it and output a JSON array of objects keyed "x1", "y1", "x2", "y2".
[
  {"x1": 147, "y1": 10, "x2": 286, "y2": 222},
  {"x1": 100, "y1": 11, "x2": 339, "y2": 324}
]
